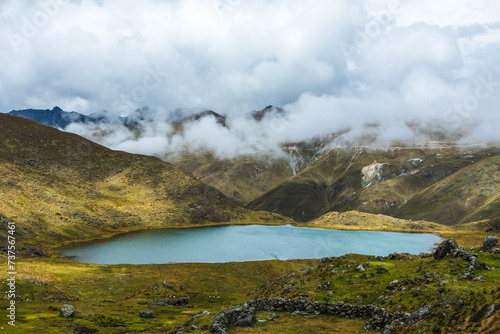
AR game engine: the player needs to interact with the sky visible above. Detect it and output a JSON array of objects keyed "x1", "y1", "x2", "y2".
[{"x1": 1, "y1": 0, "x2": 500, "y2": 158}]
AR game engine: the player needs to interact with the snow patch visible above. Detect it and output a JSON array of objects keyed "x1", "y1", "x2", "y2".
[{"x1": 407, "y1": 158, "x2": 424, "y2": 168}]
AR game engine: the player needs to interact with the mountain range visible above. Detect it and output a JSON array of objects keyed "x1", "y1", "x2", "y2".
[
  {"x1": 4, "y1": 107, "x2": 500, "y2": 231},
  {"x1": 1, "y1": 109, "x2": 499, "y2": 334}
]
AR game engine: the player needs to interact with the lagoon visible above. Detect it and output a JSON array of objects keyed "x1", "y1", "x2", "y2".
[{"x1": 59, "y1": 225, "x2": 442, "y2": 264}]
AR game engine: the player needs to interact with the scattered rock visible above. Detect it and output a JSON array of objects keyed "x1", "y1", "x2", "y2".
[
  {"x1": 382, "y1": 325, "x2": 396, "y2": 334},
  {"x1": 357, "y1": 265, "x2": 365, "y2": 272},
  {"x1": 21, "y1": 247, "x2": 47, "y2": 257},
  {"x1": 439, "y1": 280, "x2": 449, "y2": 286},
  {"x1": 149, "y1": 297, "x2": 190, "y2": 308},
  {"x1": 473, "y1": 276, "x2": 486, "y2": 282},
  {"x1": 376, "y1": 265, "x2": 389, "y2": 274},
  {"x1": 483, "y1": 236, "x2": 499, "y2": 251},
  {"x1": 469, "y1": 304, "x2": 496, "y2": 322},
  {"x1": 387, "y1": 280, "x2": 399, "y2": 289},
  {"x1": 172, "y1": 310, "x2": 211, "y2": 334},
  {"x1": 233, "y1": 310, "x2": 256, "y2": 327},
  {"x1": 140, "y1": 311, "x2": 155, "y2": 318},
  {"x1": 320, "y1": 257, "x2": 336, "y2": 265},
  {"x1": 163, "y1": 280, "x2": 174, "y2": 289},
  {"x1": 404, "y1": 305, "x2": 433, "y2": 325},
  {"x1": 434, "y1": 238, "x2": 459, "y2": 260},
  {"x1": 60, "y1": 304, "x2": 75, "y2": 317}
]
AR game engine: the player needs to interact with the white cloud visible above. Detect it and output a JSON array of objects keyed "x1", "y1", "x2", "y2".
[{"x1": 1, "y1": 0, "x2": 499, "y2": 157}]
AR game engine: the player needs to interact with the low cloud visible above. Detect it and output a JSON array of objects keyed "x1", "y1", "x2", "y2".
[{"x1": 1, "y1": 0, "x2": 500, "y2": 158}]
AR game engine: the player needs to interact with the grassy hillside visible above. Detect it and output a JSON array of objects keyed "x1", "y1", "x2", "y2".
[
  {"x1": 249, "y1": 146, "x2": 500, "y2": 225},
  {"x1": 172, "y1": 135, "x2": 339, "y2": 206},
  {"x1": 0, "y1": 114, "x2": 289, "y2": 247},
  {"x1": 394, "y1": 155, "x2": 500, "y2": 225},
  {"x1": 175, "y1": 155, "x2": 294, "y2": 205},
  {"x1": 254, "y1": 248, "x2": 500, "y2": 333}
]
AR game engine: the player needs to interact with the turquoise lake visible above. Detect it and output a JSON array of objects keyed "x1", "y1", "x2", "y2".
[{"x1": 58, "y1": 225, "x2": 442, "y2": 264}]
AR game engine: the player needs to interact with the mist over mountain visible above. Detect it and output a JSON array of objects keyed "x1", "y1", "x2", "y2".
[{"x1": 1, "y1": 0, "x2": 500, "y2": 158}]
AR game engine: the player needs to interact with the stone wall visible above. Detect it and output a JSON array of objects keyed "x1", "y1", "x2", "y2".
[{"x1": 209, "y1": 298, "x2": 423, "y2": 334}]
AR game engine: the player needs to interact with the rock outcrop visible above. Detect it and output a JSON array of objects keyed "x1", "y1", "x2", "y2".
[{"x1": 434, "y1": 238, "x2": 459, "y2": 260}]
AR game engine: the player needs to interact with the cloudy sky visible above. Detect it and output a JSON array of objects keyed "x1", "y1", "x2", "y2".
[{"x1": 1, "y1": 0, "x2": 500, "y2": 156}]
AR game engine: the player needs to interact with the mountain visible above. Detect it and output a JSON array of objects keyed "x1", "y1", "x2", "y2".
[
  {"x1": 7, "y1": 106, "x2": 91, "y2": 128},
  {"x1": 0, "y1": 113, "x2": 287, "y2": 246},
  {"x1": 172, "y1": 134, "x2": 339, "y2": 205},
  {"x1": 175, "y1": 155, "x2": 294, "y2": 205},
  {"x1": 251, "y1": 105, "x2": 285, "y2": 121},
  {"x1": 6, "y1": 106, "x2": 226, "y2": 130},
  {"x1": 249, "y1": 146, "x2": 500, "y2": 224},
  {"x1": 6, "y1": 106, "x2": 500, "y2": 226},
  {"x1": 6, "y1": 106, "x2": 158, "y2": 130}
]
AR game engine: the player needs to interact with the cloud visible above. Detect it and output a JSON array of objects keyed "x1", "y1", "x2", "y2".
[{"x1": 1, "y1": 0, "x2": 500, "y2": 158}]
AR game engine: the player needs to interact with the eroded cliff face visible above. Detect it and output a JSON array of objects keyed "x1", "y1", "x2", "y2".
[{"x1": 361, "y1": 161, "x2": 387, "y2": 187}]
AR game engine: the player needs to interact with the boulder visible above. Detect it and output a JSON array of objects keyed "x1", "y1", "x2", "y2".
[
  {"x1": 434, "y1": 238, "x2": 459, "y2": 260},
  {"x1": 483, "y1": 236, "x2": 499, "y2": 251},
  {"x1": 469, "y1": 304, "x2": 496, "y2": 322},
  {"x1": 59, "y1": 304, "x2": 75, "y2": 317},
  {"x1": 376, "y1": 265, "x2": 389, "y2": 273},
  {"x1": 139, "y1": 311, "x2": 155, "y2": 318}
]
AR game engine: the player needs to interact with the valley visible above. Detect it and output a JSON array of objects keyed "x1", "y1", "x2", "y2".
[{"x1": 0, "y1": 111, "x2": 499, "y2": 333}]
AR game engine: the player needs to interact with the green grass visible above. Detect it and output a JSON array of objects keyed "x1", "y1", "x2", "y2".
[
  {"x1": 6, "y1": 245, "x2": 497, "y2": 333},
  {"x1": 254, "y1": 247, "x2": 500, "y2": 333},
  {"x1": 0, "y1": 257, "x2": 318, "y2": 333}
]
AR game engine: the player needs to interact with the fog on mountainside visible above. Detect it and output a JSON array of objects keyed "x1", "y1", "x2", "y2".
[{"x1": 1, "y1": 0, "x2": 500, "y2": 159}]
